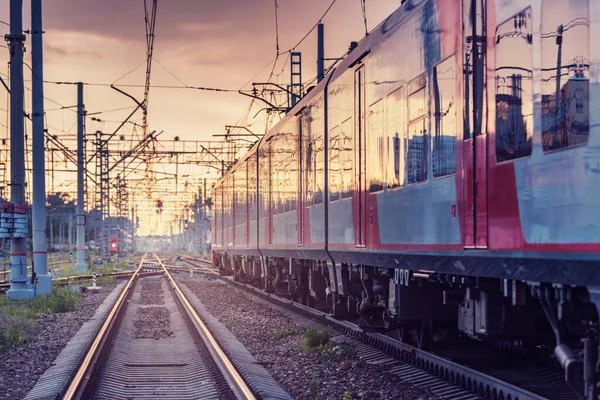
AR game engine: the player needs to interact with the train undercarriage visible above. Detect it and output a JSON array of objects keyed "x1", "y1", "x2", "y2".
[{"x1": 213, "y1": 252, "x2": 600, "y2": 399}]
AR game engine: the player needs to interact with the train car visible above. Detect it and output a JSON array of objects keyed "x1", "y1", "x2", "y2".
[{"x1": 212, "y1": 0, "x2": 600, "y2": 396}]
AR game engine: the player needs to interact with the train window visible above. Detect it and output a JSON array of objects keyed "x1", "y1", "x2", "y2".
[
  {"x1": 303, "y1": 103, "x2": 324, "y2": 207},
  {"x1": 329, "y1": 125, "x2": 341, "y2": 201},
  {"x1": 407, "y1": 74, "x2": 428, "y2": 184},
  {"x1": 340, "y1": 118, "x2": 353, "y2": 199},
  {"x1": 248, "y1": 155, "x2": 256, "y2": 222},
  {"x1": 433, "y1": 56, "x2": 457, "y2": 178},
  {"x1": 495, "y1": 9, "x2": 534, "y2": 162},
  {"x1": 386, "y1": 87, "x2": 405, "y2": 189},
  {"x1": 258, "y1": 142, "x2": 270, "y2": 220},
  {"x1": 368, "y1": 99, "x2": 385, "y2": 192},
  {"x1": 235, "y1": 168, "x2": 245, "y2": 225},
  {"x1": 541, "y1": 0, "x2": 589, "y2": 152},
  {"x1": 304, "y1": 129, "x2": 313, "y2": 207},
  {"x1": 314, "y1": 133, "x2": 324, "y2": 205},
  {"x1": 286, "y1": 132, "x2": 298, "y2": 212}
]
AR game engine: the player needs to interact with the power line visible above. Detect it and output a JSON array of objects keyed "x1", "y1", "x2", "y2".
[
  {"x1": 153, "y1": 57, "x2": 188, "y2": 87},
  {"x1": 44, "y1": 80, "x2": 242, "y2": 92},
  {"x1": 286, "y1": 0, "x2": 338, "y2": 52},
  {"x1": 112, "y1": 59, "x2": 147, "y2": 85}
]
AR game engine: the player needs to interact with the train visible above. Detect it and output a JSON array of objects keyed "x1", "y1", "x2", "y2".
[{"x1": 211, "y1": 0, "x2": 600, "y2": 397}]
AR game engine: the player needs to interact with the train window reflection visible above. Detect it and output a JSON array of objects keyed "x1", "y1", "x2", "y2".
[
  {"x1": 340, "y1": 118, "x2": 353, "y2": 199},
  {"x1": 386, "y1": 87, "x2": 405, "y2": 189},
  {"x1": 407, "y1": 75, "x2": 427, "y2": 184},
  {"x1": 329, "y1": 125, "x2": 341, "y2": 201},
  {"x1": 433, "y1": 56, "x2": 456, "y2": 178},
  {"x1": 368, "y1": 99, "x2": 384, "y2": 192},
  {"x1": 541, "y1": 0, "x2": 589, "y2": 152},
  {"x1": 248, "y1": 155, "x2": 257, "y2": 222},
  {"x1": 495, "y1": 8, "x2": 534, "y2": 162},
  {"x1": 259, "y1": 143, "x2": 270, "y2": 219}
]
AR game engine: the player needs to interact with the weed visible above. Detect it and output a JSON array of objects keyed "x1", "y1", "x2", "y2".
[
  {"x1": 343, "y1": 392, "x2": 353, "y2": 400},
  {"x1": 320, "y1": 345, "x2": 343, "y2": 356},
  {"x1": 272, "y1": 327, "x2": 300, "y2": 340},
  {"x1": 0, "y1": 313, "x2": 36, "y2": 352},
  {"x1": 302, "y1": 326, "x2": 330, "y2": 351},
  {"x1": 0, "y1": 288, "x2": 80, "y2": 352}
]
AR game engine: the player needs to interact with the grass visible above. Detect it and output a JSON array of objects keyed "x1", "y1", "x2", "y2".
[
  {"x1": 272, "y1": 327, "x2": 301, "y2": 340},
  {"x1": 82, "y1": 276, "x2": 116, "y2": 287},
  {"x1": 0, "y1": 288, "x2": 81, "y2": 352}
]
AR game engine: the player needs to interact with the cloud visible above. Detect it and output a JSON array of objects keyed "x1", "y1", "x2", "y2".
[{"x1": 44, "y1": 42, "x2": 104, "y2": 62}]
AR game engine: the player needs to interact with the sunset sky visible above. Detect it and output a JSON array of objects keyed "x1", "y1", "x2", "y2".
[{"x1": 0, "y1": 0, "x2": 403, "y2": 235}]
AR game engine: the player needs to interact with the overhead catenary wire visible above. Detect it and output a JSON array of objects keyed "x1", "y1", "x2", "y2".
[{"x1": 285, "y1": 0, "x2": 338, "y2": 52}]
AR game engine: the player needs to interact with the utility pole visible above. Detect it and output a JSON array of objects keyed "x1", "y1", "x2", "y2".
[
  {"x1": 75, "y1": 82, "x2": 88, "y2": 272},
  {"x1": 317, "y1": 23, "x2": 325, "y2": 83},
  {"x1": 554, "y1": 24, "x2": 564, "y2": 146},
  {"x1": 31, "y1": 0, "x2": 51, "y2": 295},
  {"x1": 6, "y1": 0, "x2": 33, "y2": 299},
  {"x1": 131, "y1": 206, "x2": 135, "y2": 253}
]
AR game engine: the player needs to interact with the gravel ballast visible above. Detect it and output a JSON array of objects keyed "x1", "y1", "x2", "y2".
[
  {"x1": 139, "y1": 278, "x2": 164, "y2": 305},
  {"x1": 0, "y1": 284, "x2": 118, "y2": 400},
  {"x1": 133, "y1": 306, "x2": 173, "y2": 339},
  {"x1": 181, "y1": 275, "x2": 439, "y2": 400}
]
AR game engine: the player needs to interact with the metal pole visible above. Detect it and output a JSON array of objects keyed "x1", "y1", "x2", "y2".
[
  {"x1": 31, "y1": 0, "x2": 50, "y2": 295},
  {"x1": 68, "y1": 213, "x2": 72, "y2": 252},
  {"x1": 203, "y1": 178, "x2": 207, "y2": 256},
  {"x1": 75, "y1": 82, "x2": 88, "y2": 272},
  {"x1": 131, "y1": 206, "x2": 135, "y2": 253},
  {"x1": 317, "y1": 23, "x2": 325, "y2": 83},
  {"x1": 554, "y1": 24, "x2": 563, "y2": 147},
  {"x1": 6, "y1": 0, "x2": 32, "y2": 299}
]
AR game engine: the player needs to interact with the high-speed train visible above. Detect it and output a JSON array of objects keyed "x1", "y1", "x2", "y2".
[{"x1": 211, "y1": 0, "x2": 600, "y2": 397}]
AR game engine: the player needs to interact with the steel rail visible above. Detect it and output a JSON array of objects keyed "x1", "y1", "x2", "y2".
[
  {"x1": 154, "y1": 253, "x2": 257, "y2": 400},
  {"x1": 62, "y1": 253, "x2": 149, "y2": 400},
  {"x1": 0, "y1": 269, "x2": 150, "y2": 291}
]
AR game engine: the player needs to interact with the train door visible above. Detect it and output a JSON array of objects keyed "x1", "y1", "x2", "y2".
[
  {"x1": 354, "y1": 66, "x2": 367, "y2": 247},
  {"x1": 462, "y1": 0, "x2": 488, "y2": 248},
  {"x1": 267, "y1": 140, "x2": 273, "y2": 247},
  {"x1": 297, "y1": 115, "x2": 304, "y2": 246}
]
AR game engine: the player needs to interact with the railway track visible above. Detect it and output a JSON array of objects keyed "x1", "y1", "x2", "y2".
[
  {"x1": 179, "y1": 255, "x2": 576, "y2": 400},
  {"x1": 0, "y1": 269, "x2": 145, "y2": 293},
  {"x1": 59, "y1": 253, "x2": 267, "y2": 400}
]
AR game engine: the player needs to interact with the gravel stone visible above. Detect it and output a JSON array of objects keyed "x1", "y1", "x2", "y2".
[
  {"x1": 0, "y1": 284, "x2": 118, "y2": 400},
  {"x1": 133, "y1": 306, "x2": 173, "y2": 340},
  {"x1": 139, "y1": 277, "x2": 164, "y2": 305},
  {"x1": 181, "y1": 276, "x2": 440, "y2": 400}
]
